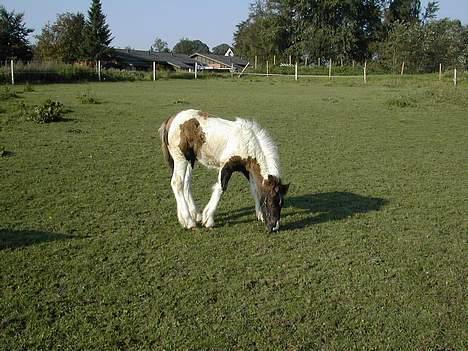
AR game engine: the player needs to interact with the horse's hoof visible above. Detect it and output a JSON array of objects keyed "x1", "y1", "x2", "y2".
[{"x1": 203, "y1": 217, "x2": 215, "y2": 228}]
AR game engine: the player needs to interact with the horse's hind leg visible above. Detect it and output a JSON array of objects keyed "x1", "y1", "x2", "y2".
[
  {"x1": 171, "y1": 159, "x2": 196, "y2": 229},
  {"x1": 184, "y1": 163, "x2": 202, "y2": 223}
]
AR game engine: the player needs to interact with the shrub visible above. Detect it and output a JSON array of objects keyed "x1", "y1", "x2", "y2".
[
  {"x1": 0, "y1": 86, "x2": 18, "y2": 101},
  {"x1": 23, "y1": 83, "x2": 35, "y2": 92},
  {"x1": 77, "y1": 91, "x2": 99, "y2": 104},
  {"x1": 29, "y1": 100, "x2": 64, "y2": 123}
]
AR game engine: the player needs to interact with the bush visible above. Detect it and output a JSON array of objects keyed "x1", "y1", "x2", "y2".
[
  {"x1": 77, "y1": 91, "x2": 99, "y2": 104},
  {"x1": 0, "y1": 86, "x2": 18, "y2": 100},
  {"x1": 29, "y1": 100, "x2": 64, "y2": 123}
]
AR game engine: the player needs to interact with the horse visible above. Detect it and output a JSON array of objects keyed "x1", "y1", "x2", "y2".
[{"x1": 159, "y1": 109, "x2": 289, "y2": 232}]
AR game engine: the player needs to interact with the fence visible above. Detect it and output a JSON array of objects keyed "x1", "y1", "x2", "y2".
[{"x1": 1, "y1": 59, "x2": 465, "y2": 86}]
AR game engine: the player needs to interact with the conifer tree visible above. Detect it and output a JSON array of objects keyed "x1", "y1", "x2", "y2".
[{"x1": 83, "y1": 0, "x2": 113, "y2": 61}]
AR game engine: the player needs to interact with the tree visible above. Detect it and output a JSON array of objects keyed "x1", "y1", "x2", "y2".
[
  {"x1": 212, "y1": 43, "x2": 232, "y2": 55},
  {"x1": 35, "y1": 12, "x2": 86, "y2": 62},
  {"x1": 0, "y1": 5, "x2": 33, "y2": 61},
  {"x1": 172, "y1": 38, "x2": 210, "y2": 55},
  {"x1": 152, "y1": 37, "x2": 169, "y2": 52},
  {"x1": 83, "y1": 0, "x2": 113, "y2": 60}
]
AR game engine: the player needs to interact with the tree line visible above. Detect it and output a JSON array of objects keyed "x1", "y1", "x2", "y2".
[
  {"x1": 233, "y1": 0, "x2": 467, "y2": 72},
  {"x1": 2, "y1": 0, "x2": 466, "y2": 73},
  {"x1": 1, "y1": 0, "x2": 233, "y2": 64}
]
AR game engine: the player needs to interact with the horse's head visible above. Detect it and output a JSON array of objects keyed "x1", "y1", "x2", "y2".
[{"x1": 260, "y1": 175, "x2": 289, "y2": 232}]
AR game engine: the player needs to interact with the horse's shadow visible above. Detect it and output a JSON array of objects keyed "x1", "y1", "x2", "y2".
[
  {"x1": 219, "y1": 192, "x2": 388, "y2": 231},
  {"x1": 0, "y1": 229, "x2": 77, "y2": 250}
]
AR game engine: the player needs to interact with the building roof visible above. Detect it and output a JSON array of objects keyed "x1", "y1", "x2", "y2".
[
  {"x1": 114, "y1": 48, "x2": 198, "y2": 69},
  {"x1": 190, "y1": 53, "x2": 249, "y2": 69}
]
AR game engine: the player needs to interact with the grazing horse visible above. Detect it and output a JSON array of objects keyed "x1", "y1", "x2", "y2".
[{"x1": 159, "y1": 109, "x2": 289, "y2": 232}]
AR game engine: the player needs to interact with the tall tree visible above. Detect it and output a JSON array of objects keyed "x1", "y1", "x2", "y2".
[
  {"x1": 173, "y1": 38, "x2": 210, "y2": 55},
  {"x1": 0, "y1": 5, "x2": 33, "y2": 61},
  {"x1": 35, "y1": 12, "x2": 86, "y2": 62},
  {"x1": 83, "y1": 0, "x2": 113, "y2": 60},
  {"x1": 152, "y1": 37, "x2": 169, "y2": 52}
]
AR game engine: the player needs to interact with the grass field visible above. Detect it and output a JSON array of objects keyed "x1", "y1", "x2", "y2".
[{"x1": 1, "y1": 76, "x2": 467, "y2": 350}]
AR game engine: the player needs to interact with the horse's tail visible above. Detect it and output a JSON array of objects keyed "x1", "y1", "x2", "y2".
[{"x1": 159, "y1": 117, "x2": 174, "y2": 174}]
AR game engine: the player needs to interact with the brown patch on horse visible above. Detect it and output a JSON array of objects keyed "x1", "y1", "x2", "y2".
[
  {"x1": 159, "y1": 115, "x2": 176, "y2": 174},
  {"x1": 221, "y1": 156, "x2": 263, "y2": 191},
  {"x1": 198, "y1": 111, "x2": 210, "y2": 119},
  {"x1": 179, "y1": 118, "x2": 206, "y2": 167}
]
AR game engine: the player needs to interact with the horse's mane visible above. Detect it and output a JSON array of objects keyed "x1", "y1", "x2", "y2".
[{"x1": 235, "y1": 118, "x2": 281, "y2": 178}]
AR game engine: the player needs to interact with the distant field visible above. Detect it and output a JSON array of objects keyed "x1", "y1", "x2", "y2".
[{"x1": 1, "y1": 77, "x2": 466, "y2": 350}]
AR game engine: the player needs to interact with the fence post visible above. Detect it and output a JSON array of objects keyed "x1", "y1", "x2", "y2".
[
  {"x1": 453, "y1": 68, "x2": 457, "y2": 87},
  {"x1": 305, "y1": 57, "x2": 308, "y2": 67},
  {"x1": 273, "y1": 55, "x2": 276, "y2": 66},
  {"x1": 295, "y1": 62, "x2": 298, "y2": 81},
  {"x1": 97, "y1": 60, "x2": 101, "y2": 81},
  {"x1": 10, "y1": 59, "x2": 14, "y2": 85},
  {"x1": 231, "y1": 63, "x2": 234, "y2": 79},
  {"x1": 328, "y1": 59, "x2": 332, "y2": 80},
  {"x1": 238, "y1": 62, "x2": 250, "y2": 78},
  {"x1": 364, "y1": 60, "x2": 367, "y2": 84},
  {"x1": 352, "y1": 60, "x2": 355, "y2": 69},
  {"x1": 153, "y1": 61, "x2": 156, "y2": 81},
  {"x1": 255, "y1": 56, "x2": 257, "y2": 70},
  {"x1": 266, "y1": 60, "x2": 269, "y2": 77},
  {"x1": 318, "y1": 57, "x2": 320, "y2": 66},
  {"x1": 289, "y1": 55, "x2": 292, "y2": 65},
  {"x1": 439, "y1": 63, "x2": 442, "y2": 81},
  {"x1": 400, "y1": 62, "x2": 405, "y2": 76},
  {"x1": 195, "y1": 62, "x2": 198, "y2": 79}
]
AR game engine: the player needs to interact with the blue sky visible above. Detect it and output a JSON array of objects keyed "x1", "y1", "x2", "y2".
[{"x1": 3, "y1": 0, "x2": 467, "y2": 50}]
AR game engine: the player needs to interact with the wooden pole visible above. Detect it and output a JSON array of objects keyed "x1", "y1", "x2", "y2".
[
  {"x1": 453, "y1": 68, "x2": 457, "y2": 87},
  {"x1": 439, "y1": 63, "x2": 442, "y2": 81},
  {"x1": 195, "y1": 62, "x2": 198, "y2": 79},
  {"x1": 289, "y1": 55, "x2": 292, "y2": 65},
  {"x1": 340, "y1": 58, "x2": 343, "y2": 67},
  {"x1": 153, "y1": 61, "x2": 156, "y2": 81},
  {"x1": 352, "y1": 60, "x2": 355, "y2": 69},
  {"x1": 238, "y1": 62, "x2": 250, "y2": 78},
  {"x1": 266, "y1": 60, "x2": 269, "y2": 77},
  {"x1": 295, "y1": 62, "x2": 298, "y2": 81},
  {"x1": 400, "y1": 62, "x2": 405, "y2": 76},
  {"x1": 273, "y1": 55, "x2": 276, "y2": 66},
  {"x1": 254, "y1": 55, "x2": 257, "y2": 70},
  {"x1": 318, "y1": 57, "x2": 320, "y2": 66},
  {"x1": 305, "y1": 57, "x2": 308, "y2": 67},
  {"x1": 98, "y1": 60, "x2": 101, "y2": 81},
  {"x1": 328, "y1": 59, "x2": 332, "y2": 80},
  {"x1": 231, "y1": 63, "x2": 234, "y2": 79},
  {"x1": 364, "y1": 60, "x2": 367, "y2": 84},
  {"x1": 10, "y1": 59, "x2": 14, "y2": 85}
]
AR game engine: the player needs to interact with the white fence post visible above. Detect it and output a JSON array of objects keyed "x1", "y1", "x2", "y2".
[
  {"x1": 400, "y1": 62, "x2": 405, "y2": 76},
  {"x1": 238, "y1": 62, "x2": 250, "y2": 78},
  {"x1": 328, "y1": 59, "x2": 332, "y2": 80},
  {"x1": 97, "y1": 60, "x2": 101, "y2": 81},
  {"x1": 153, "y1": 61, "x2": 156, "y2": 81},
  {"x1": 439, "y1": 63, "x2": 442, "y2": 81},
  {"x1": 295, "y1": 62, "x2": 298, "y2": 81},
  {"x1": 364, "y1": 60, "x2": 367, "y2": 84},
  {"x1": 273, "y1": 55, "x2": 276, "y2": 66},
  {"x1": 195, "y1": 62, "x2": 198, "y2": 79},
  {"x1": 453, "y1": 68, "x2": 457, "y2": 87},
  {"x1": 254, "y1": 55, "x2": 257, "y2": 70},
  {"x1": 10, "y1": 59, "x2": 14, "y2": 85},
  {"x1": 266, "y1": 60, "x2": 269, "y2": 77}
]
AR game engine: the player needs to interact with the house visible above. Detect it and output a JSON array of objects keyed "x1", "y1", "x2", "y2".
[
  {"x1": 190, "y1": 53, "x2": 248, "y2": 71},
  {"x1": 113, "y1": 48, "x2": 199, "y2": 71},
  {"x1": 112, "y1": 48, "x2": 248, "y2": 72}
]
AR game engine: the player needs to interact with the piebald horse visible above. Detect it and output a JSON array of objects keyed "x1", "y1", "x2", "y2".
[{"x1": 159, "y1": 109, "x2": 289, "y2": 232}]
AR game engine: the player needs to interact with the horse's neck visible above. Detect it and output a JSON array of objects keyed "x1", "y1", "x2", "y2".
[{"x1": 241, "y1": 126, "x2": 280, "y2": 179}]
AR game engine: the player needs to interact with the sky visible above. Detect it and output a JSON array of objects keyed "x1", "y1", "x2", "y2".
[{"x1": 3, "y1": 0, "x2": 468, "y2": 51}]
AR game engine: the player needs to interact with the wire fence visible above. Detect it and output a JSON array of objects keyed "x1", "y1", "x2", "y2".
[{"x1": 1, "y1": 60, "x2": 466, "y2": 86}]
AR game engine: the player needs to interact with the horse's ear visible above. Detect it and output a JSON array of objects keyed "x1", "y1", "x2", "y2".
[{"x1": 280, "y1": 183, "x2": 290, "y2": 195}]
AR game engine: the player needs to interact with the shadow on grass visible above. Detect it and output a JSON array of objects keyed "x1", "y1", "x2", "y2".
[
  {"x1": 282, "y1": 192, "x2": 388, "y2": 230},
  {"x1": 0, "y1": 229, "x2": 76, "y2": 250},
  {"x1": 219, "y1": 192, "x2": 388, "y2": 230}
]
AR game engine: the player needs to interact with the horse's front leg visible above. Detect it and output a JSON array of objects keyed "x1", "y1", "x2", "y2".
[
  {"x1": 249, "y1": 177, "x2": 264, "y2": 222},
  {"x1": 202, "y1": 170, "x2": 224, "y2": 228},
  {"x1": 184, "y1": 163, "x2": 202, "y2": 223},
  {"x1": 171, "y1": 160, "x2": 196, "y2": 229}
]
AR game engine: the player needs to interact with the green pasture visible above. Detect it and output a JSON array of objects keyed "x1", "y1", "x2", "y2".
[{"x1": 0, "y1": 77, "x2": 466, "y2": 350}]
